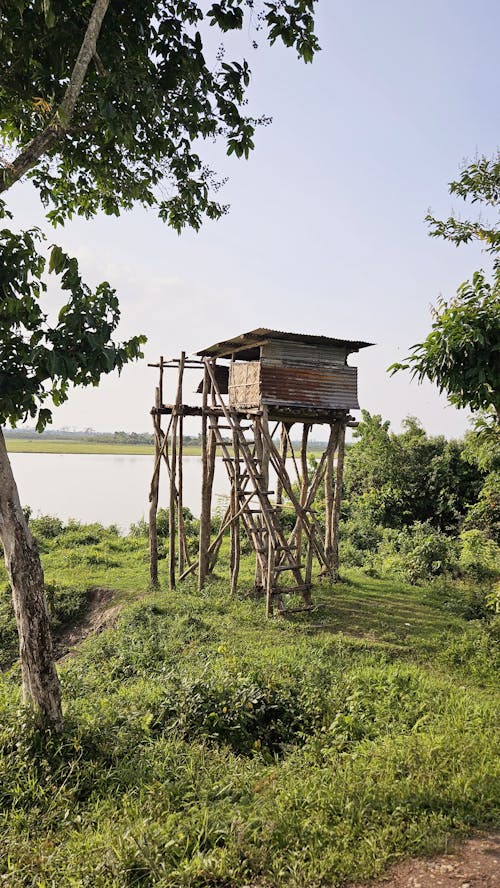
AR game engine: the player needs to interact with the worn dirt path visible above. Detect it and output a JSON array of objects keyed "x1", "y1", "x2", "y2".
[
  {"x1": 347, "y1": 832, "x2": 500, "y2": 887},
  {"x1": 54, "y1": 587, "x2": 121, "y2": 660}
]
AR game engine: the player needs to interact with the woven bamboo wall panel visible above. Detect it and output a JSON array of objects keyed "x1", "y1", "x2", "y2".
[{"x1": 229, "y1": 361, "x2": 261, "y2": 409}]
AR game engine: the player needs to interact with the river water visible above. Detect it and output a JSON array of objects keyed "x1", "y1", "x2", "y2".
[
  {"x1": 8, "y1": 453, "x2": 299, "y2": 532},
  {"x1": 8, "y1": 453, "x2": 231, "y2": 531}
]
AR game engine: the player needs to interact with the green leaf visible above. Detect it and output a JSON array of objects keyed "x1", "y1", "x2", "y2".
[{"x1": 43, "y1": 0, "x2": 56, "y2": 28}]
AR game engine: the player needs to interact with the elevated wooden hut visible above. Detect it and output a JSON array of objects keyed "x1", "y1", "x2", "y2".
[{"x1": 149, "y1": 328, "x2": 373, "y2": 615}]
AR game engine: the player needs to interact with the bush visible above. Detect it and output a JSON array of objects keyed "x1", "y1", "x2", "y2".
[
  {"x1": 424, "y1": 576, "x2": 494, "y2": 621},
  {"x1": 155, "y1": 673, "x2": 318, "y2": 757},
  {"x1": 437, "y1": 618, "x2": 500, "y2": 684},
  {"x1": 129, "y1": 517, "x2": 148, "y2": 537},
  {"x1": 131, "y1": 508, "x2": 199, "y2": 539},
  {"x1": 340, "y1": 514, "x2": 384, "y2": 567},
  {"x1": 373, "y1": 521, "x2": 458, "y2": 583},
  {"x1": 459, "y1": 529, "x2": 500, "y2": 583},
  {"x1": 463, "y1": 472, "x2": 500, "y2": 543},
  {"x1": 30, "y1": 514, "x2": 64, "y2": 539}
]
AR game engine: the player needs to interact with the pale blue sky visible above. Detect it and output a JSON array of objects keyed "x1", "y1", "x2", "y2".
[{"x1": 8, "y1": 1, "x2": 500, "y2": 438}]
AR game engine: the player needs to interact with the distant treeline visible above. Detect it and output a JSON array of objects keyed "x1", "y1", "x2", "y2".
[{"x1": 3, "y1": 428, "x2": 328, "y2": 450}]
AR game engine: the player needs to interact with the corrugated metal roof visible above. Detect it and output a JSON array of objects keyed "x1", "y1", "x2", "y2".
[{"x1": 197, "y1": 328, "x2": 374, "y2": 358}]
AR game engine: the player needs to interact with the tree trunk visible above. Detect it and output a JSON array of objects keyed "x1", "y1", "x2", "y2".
[
  {"x1": 0, "y1": 429, "x2": 62, "y2": 730},
  {"x1": 0, "y1": 0, "x2": 111, "y2": 194}
]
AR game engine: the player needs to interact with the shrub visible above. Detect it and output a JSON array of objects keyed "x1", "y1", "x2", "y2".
[
  {"x1": 154, "y1": 673, "x2": 319, "y2": 757},
  {"x1": 131, "y1": 508, "x2": 199, "y2": 539},
  {"x1": 424, "y1": 576, "x2": 494, "y2": 621},
  {"x1": 129, "y1": 517, "x2": 148, "y2": 537},
  {"x1": 459, "y1": 529, "x2": 500, "y2": 583},
  {"x1": 373, "y1": 521, "x2": 458, "y2": 583},
  {"x1": 30, "y1": 514, "x2": 65, "y2": 539},
  {"x1": 60, "y1": 522, "x2": 120, "y2": 547}
]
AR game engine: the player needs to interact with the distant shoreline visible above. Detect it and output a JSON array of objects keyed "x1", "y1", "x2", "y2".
[
  {"x1": 7, "y1": 439, "x2": 164, "y2": 456},
  {"x1": 5, "y1": 438, "x2": 326, "y2": 458}
]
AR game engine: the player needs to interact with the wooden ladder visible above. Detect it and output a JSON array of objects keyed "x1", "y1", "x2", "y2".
[{"x1": 204, "y1": 361, "x2": 309, "y2": 615}]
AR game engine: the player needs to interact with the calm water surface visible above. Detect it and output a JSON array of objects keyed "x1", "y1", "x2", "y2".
[
  {"x1": 9, "y1": 453, "x2": 297, "y2": 531},
  {"x1": 9, "y1": 453, "x2": 232, "y2": 530}
]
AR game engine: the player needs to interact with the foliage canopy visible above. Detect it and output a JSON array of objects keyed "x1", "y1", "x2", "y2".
[
  {"x1": 0, "y1": 228, "x2": 145, "y2": 430},
  {"x1": 0, "y1": 0, "x2": 319, "y2": 231},
  {"x1": 390, "y1": 153, "x2": 500, "y2": 423},
  {"x1": 0, "y1": 0, "x2": 319, "y2": 430}
]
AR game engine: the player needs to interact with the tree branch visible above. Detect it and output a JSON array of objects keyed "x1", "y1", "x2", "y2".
[{"x1": 0, "y1": 0, "x2": 110, "y2": 195}]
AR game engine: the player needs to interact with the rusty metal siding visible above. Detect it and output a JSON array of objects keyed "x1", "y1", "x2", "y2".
[
  {"x1": 261, "y1": 339, "x2": 347, "y2": 366},
  {"x1": 260, "y1": 365, "x2": 359, "y2": 411}
]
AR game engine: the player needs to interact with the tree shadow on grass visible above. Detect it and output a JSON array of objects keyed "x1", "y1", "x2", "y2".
[{"x1": 284, "y1": 571, "x2": 465, "y2": 655}]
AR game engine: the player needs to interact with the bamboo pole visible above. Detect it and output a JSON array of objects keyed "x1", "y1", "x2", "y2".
[
  {"x1": 198, "y1": 364, "x2": 210, "y2": 591},
  {"x1": 148, "y1": 386, "x2": 161, "y2": 588},
  {"x1": 206, "y1": 375, "x2": 218, "y2": 573},
  {"x1": 253, "y1": 415, "x2": 265, "y2": 592},
  {"x1": 168, "y1": 352, "x2": 186, "y2": 590},
  {"x1": 158, "y1": 355, "x2": 164, "y2": 406},
  {"x1": 283, "y1": 423, "x2": 301, "y2": 485},
  {"x1": 176, "y1": 353, "x2": 186, "y2": 575},
  {"x1": 266, "y1": 530, "x2": 275, "y2": 618},
  {"x1": 169, "y1": 428, "x2": 177, "y2": 592},
  {"x1": 276, "y1": 423, "x2": 288, "y2": 507},
  {"x1": 296, "y1": 423, "x2": 310, "y2": 563},
  {"x1": 230, "y1": 428, "x2": 241, "y2": 596},
  {"x1": 324, "y1": 422, "x2": 335, "y2": 573},
  {"x1": 331, "y1": 422, "x2": 346, "y2": 580}
]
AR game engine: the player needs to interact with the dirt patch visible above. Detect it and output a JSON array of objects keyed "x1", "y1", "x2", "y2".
[
  {"x1": 54, "y1": 587, "x2": 121, "y2": 660},
  {"x1": 347, "y1": 831, "x2": 500, "y2": 887}
]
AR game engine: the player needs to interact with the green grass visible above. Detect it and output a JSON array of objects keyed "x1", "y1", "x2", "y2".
[
  {"x1": 6, "y1": 438, "x2": 161, "y2": 455},
  {"x1": 0, "y1": 524, "x2": 498, "y2": 886}
]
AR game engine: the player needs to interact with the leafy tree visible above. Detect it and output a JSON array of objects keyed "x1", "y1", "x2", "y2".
[
  {"x1": 0, "y1": 226, "x2": 145, "y2": 729},
  {"x1": 462, "y1": 422, "x2": 500, "y2": 543},
  {"x1": 389, "y1": 153, "x2": 500, "y2": 422},
  {"x1": 1, "y1": 1, "x2": 318, "y2": 226},
  {"x1": 0, "y1": 0, "x2": 320, "y2": 727},
  {"x1": 343, "y1": 411, "x2": 483, "y2": 534}
]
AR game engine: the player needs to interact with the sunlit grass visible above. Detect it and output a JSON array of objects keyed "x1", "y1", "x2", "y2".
[{"x1": 0, "y1": 523, "x2": 498, "y2": 886}]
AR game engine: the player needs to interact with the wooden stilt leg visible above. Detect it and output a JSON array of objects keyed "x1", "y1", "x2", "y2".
[
  {"x1": 331, "y1": 422, "x2": 346, "y2": 580},
  {"x1": 253, "y1": 417, "x2": 265, "y2": 593},
  {"x1": 230, "y1": 429, "x2": 241, "y2": 596},
  {"x1": 325, "y1": 422, "x2": 335, "y2": 574},
  {"x1": 266, "y1": 530, "x2": 275, "y2": 618},
  {"x1": 296, "y1": 423, "x2": 310, "y2": 563},
  {"x1": 276, "y1": 423, "x2": 288, "y2": 508},
  {"x1": 198, "y1": 365, "x2": 210, "y2": 591},
  {"x1": 149, "y1": 386, "x2": 161, "y2": 588}
]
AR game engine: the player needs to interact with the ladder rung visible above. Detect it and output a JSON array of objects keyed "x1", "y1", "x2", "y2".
[
  {"x1": 274, "y1": 564, "x2": 303, "y2": 572},
  {"x1": 216, "y1": 424, "x2": 251, "y2": 431},
  {"x1": 274, "y1": 584, "x2": 309, "y2": 593}
]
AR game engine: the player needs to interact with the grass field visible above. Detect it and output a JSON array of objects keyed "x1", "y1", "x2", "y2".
[
  {"x1": 5, "y1": 438, "x2": 326, "y2": 458},
  {"x1": 5, "y1": 438, "x2": 198, "y2": 456},
  {"x1": 0, "y1": 521, "x2": 498, "y2": 886}
]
